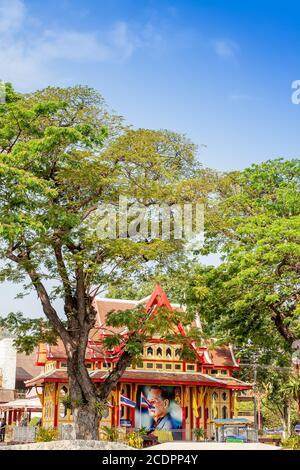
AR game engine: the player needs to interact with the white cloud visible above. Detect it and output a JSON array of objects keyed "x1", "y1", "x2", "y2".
[
  {"x1": 109, "y1": 21, "x2": 142, "y2": 60},
  {"x1": 37, "y1": 30, "x2": 111, "y2": 62},
  {"x1": 0, "y1": 0, "x2": 154, "y2": 89},
  {"x1": 0, "y1": 0, "x2": 25, "y2": 34},
  {"x1": 212, "y1": 39, "x2": 239, "y2": 59}
]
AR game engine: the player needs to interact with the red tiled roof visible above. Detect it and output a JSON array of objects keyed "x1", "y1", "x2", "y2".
[
  {"x1": 25, "y1": 369, "x2": 68, "y2": 386},
  {"x1": 44, "y1": 339, "x2": 111, "y2": 361},
  {"x1": 0, "y1": 389, "x2": 15, "y2": 403},
  {"x1": 16, "y1": 352, "x2": 41, "y2": 378},
  {"x1": 215, "y1": 376, "x2": 251, "y2": 389},
  {"x1": 94, "y1": 298, "x2": 139, "y2": 335},
  {"x1": 206, "y1": 346, "x2": 238, "y2": 368},
  {"x1": 35, "y1": 286, "x2": 240, "y2": 372},
  {"x1": 91, "y1": 370, "x2": 226, "y2": 386},
  {"x1": 26, "y1": 368, "x2": 251, "y2": 390}
]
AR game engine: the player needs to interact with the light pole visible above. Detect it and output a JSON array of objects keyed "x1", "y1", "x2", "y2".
[{"x1": 253, "y1": 357, "x2": 258, "y2": 441}]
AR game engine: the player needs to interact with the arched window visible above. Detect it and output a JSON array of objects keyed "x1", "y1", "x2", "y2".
[
  {"x1": 222, "y1": 406, "x2": 228, "y2": 419},
  {"x1": 222, "y1": 392, "x2": 227, "y2": 401},
  {"x1": 166, "y1": 348, "x2": 172, "y2": 358},
  {"x1": 59, "y1": 386, "x2": 69, "y2": 418},
  {"x1": 156, "y1": 347, "x2": 163, "y2": 357},
  {"x1": 212, "y1": 392, "x2": 218, "y2": 401},
  {"x1": 147, "y1": 347, "x2": 153, "y2": 357},
  {"x1": 175, "y1": 348, "x2": 181, "y2": 358},
  {"x1": 60, "y1": 386, "x2": 68, "y2": 398}
]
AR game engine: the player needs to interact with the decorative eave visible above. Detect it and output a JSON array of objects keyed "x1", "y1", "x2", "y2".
[{"x1": 25, "y1": 368, "x2": 251, "y2": 391}]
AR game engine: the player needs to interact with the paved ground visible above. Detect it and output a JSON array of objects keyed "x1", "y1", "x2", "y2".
[
  {"x1": 146, "y1": 441, "x2": 280, "y2": 451},
  {"x1": 0, "y1": 440, "x2": 134, "y2": 450},
  {"x1": 0, "y1": 440, "x2": 281, "y2": 451}
]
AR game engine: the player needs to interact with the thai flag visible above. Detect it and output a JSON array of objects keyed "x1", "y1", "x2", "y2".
[
  {"x1": 140, "y1": 392, "x2": 155, "y2": 411},
  {"x1": 120, "y1": 395, "x2": 136, "y2": 408}
]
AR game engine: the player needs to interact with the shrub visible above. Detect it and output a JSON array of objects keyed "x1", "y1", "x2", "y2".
[
  {"x1": 101, "y1": 425, "x2": 119, "y2": 442},
  {"x1": 61, "y1": 395, "x2": 72, "y2": 409},
  {"x1": 29, "y1": 417, "x2": 41, "y2": 427},
  {"x1": 281, "y1": 436, "x2": 300, "y2": 450},
  {"x1": 36, "y1": 427, "x2": 59, "y2": 442},
  {"x1": 193, "y1": 428, "x2": 205, "y2": 441},
  {"x1": 125, "y1": 431, "x2": 145, "y2": 449}
]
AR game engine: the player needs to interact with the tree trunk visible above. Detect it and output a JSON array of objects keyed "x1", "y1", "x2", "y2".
[
  {"x1": 73, "y1": 405, "x2": 99, "y2": 440},
  {"x1": 67, "y1": 345, "x2": 100, "y2": 440}
]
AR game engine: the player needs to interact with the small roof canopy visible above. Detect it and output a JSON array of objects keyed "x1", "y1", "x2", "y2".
[
  {"x1": 212, "y1": 418, "x2": 252, "y2": 426},
  {"x1": 0, "y1": 397, "x2": 42, "y2": 411}
]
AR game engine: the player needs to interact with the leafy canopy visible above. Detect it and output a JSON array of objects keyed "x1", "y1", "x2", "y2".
[{"x1": 0, "y1": 84, "x2": 212, "y2": 358}]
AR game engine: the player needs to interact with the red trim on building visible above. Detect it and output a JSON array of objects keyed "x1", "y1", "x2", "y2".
[{"x1": 54, "y1": 383, "x2": 58, "y2": 427}]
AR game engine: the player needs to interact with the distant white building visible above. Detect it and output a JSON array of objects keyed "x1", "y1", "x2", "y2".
[
  {"x1": 0, "y1": 334, "x2": 17, "y2": 390},
  {"x1": 0, "y1": 331, "x2": 40, "y2": 405}
]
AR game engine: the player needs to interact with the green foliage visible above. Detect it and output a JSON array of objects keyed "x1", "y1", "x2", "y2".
[
  {"x1": 93, "y1": 399, "x2": 110, "y2": 417},
  {"x1": 236, "y1": 359, "x2": 300, "y2": 434},
  {"x1": 238, "y1": 400, "x2": 254, "y2": 413},
  {"x1": 35, "y1": 427, "x2": 59, "y2": 442},
  {"x1": 101, "y1": 426, "x2": 119, "y2": 442},
  {"x1": 125, "y1": 429, "x2": 146, "y2": 448},
  {"x1": 198, "y1": 158, "x2": 300, "y2": 350},
  {"x1": 281, "y1": 435, "x2": 300, "y2": 450},
  {"x1": 261, "y1": 405, "x2": 283, "y2": 429},
  {"x1": 61, "y1": 395, "x2": 72, "y2": 410},
  {"x1": 29, "y1": 416, "x2": 41, "y2": 426},
  {"x1": 106, "y1": 158, "x2": 300, "y2": 435},
  {"x1": 193, "y1": 427, "x2": 205, "y2": 440},
  {"x1": 103, "y1": 302, "x2": 203, "y2": 361},
  {"x1": 0, "y1": 83, "x2": 210, "y2": 359},
  {"x1": 0, "y1": 312, "x2": 58, "y2": 353}
]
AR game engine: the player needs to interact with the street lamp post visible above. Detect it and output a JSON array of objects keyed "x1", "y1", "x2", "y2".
[{"x1": 253, "y1": 359, "x2": 258, "y2": 441}]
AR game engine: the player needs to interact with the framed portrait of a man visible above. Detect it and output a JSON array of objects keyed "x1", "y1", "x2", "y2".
[{"x1": 135, "y1": 385, "x2": 182, "y2": 440}]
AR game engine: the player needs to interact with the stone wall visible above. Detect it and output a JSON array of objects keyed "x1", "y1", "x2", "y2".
[{"x1": 0, "y1": 440, "x2": 135, "y2": 450}]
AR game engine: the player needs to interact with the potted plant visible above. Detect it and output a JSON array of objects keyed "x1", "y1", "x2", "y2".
[{"x1": 193, "y1": 427, "x2": 205, "y2": 442}]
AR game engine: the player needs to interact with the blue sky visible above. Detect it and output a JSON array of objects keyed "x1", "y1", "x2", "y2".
[
  {"x1": 0, "y1": 0, "x2": 300, "y2": 316},
  {"x1": 1, "y1": 0, "x2": 300, "y2": 171}
]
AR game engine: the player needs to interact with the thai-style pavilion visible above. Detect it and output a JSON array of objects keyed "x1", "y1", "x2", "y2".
[{"x1": 26, "y1": 285, "x2": 251, "y2": 439}]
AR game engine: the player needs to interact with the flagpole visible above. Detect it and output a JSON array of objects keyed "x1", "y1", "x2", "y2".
[
  {"x1": 119, "y1": 394, "x2": 121, "y2": 428},
  {"x1": 139, "y1": 399, "x2": 142, "y2": 430}
]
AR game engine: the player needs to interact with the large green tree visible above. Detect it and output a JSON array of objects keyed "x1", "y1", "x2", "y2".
[
  {"x1": 192, "y1": 159, "x2": 300, "y2": 426},
  {"x1": 0, "y1": 84, "x2": 211, "y2": 438},
  {"x1": 198, "y1": 159, "x2": 300, "y2": 348}
]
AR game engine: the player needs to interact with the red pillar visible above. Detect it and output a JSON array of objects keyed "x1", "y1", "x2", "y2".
[
  {"x1": 182, "y1": 386, "x2": 186, "y2": 440},
  {"x1": 111, "y1": 392, "x2": 115, "y2": 428},
  {"x1": 182, "y1": 407, "x2": 186, "y2": 440},
  {"x1": 116, "y1": 384, "x2": 120, "y2": 428},
  {"x1": 204, "y1": 397, "x2": 208, "y2": 437},
  {"x1": 54, "y1": 383, "x2": 58, "y2": 428},
  {"x1": 190, "y1": 388, "x2": 193, "y2": 438}
]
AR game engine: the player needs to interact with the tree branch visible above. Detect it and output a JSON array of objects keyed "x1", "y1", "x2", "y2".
[
  {"x1": 6, "y1": 245, "x2": 72, "y2": 349},
  {"x1": 52, "y1": 238, "x2": 74, "y2": 316}
]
